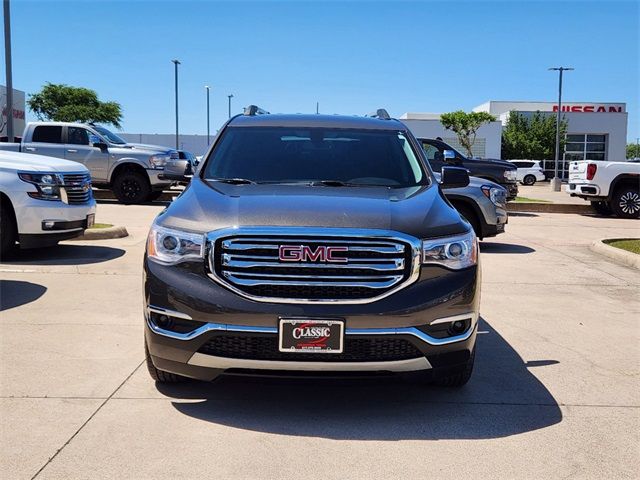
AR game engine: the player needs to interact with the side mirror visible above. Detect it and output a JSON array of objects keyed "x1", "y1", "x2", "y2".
[
  {"x1": 440, "y1": 166, "x2": 470, "y2": 189},
  {"x1": 162, "y1": 159, "x2": 192, "y2": 183},
  {"x1": 93, "y1": 142, "x2": 108, "y2": 152},
  {"x1": 443, "y1": 149, "x2": 456, "y2": 162}
]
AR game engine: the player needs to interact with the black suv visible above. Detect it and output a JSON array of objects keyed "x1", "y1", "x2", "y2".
[
  {"x1": 419, "y1": 138, "x2": 518, "y2": 200},
  {"x1": 144, "y1": 108, "x2": 480, "y2": 387}
]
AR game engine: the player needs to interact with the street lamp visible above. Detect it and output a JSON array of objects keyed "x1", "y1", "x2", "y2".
[
  {"x1": 172, "y1": 59, "x2": 181, "y2": 150},
  {"x1": 227, "y1": 94, "x2": 234, "y2": 119},
  {"x1": 205, "y1": 85, "x2": 211, "y2": 145},
  {"x1": 3, "y1": 0, "x2": 14, "y2": 142},
  {"x1": 549, "y1": 66, "x2": 574, "y2": 191}
]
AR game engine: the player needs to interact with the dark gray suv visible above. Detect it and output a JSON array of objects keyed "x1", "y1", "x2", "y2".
[{"x1": 144, "y1": 108, "x2": 481, "y2": 387}]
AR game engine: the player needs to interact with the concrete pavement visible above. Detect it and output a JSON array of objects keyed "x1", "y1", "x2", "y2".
[{"x1": 1, "y1": 205, "x2": 638, "y2": 479}]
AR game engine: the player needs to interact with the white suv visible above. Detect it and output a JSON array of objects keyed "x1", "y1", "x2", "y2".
[
  {"x1": 509, "y1": 160, "x2": 546, "y2": 185},
  {"x1": 0, "y1": 151, "x2": 97, "y2": 257}
]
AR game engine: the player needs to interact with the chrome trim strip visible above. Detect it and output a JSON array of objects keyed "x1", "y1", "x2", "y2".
[
  {"x1": 223, "y1": 258, "x2": 404, "y2": 271},
  {"x1": 206, "y1": 226, "x2": 422, "y2": 305},
  {"x1": 147, "y1": 305, "x2": 193, "y2": 321},
  {"x1": 146, "y1": 306, "x2": 477, "y2": 346},
  {"x1": 188, "y1": 353, "x2": 432, "y2": 372},
  {"x1": 222, "y1": 274, "x2": 402, "y2": 287}
]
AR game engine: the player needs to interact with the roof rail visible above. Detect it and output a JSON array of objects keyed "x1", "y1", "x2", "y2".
[
  {"x1": 367, "y1": 109, "x2": 391, "y2": 120},
  {"x1": 243, "y1": 105, "x2": 270, "y2": 116}
]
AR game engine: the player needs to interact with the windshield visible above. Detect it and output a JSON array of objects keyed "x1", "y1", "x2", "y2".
[
  {"x1": 93, "y1": 125, "x2": 126, "y2": 145},
  {"x1": 202, "y1": 127, "x2": 427, "y2": 187}
]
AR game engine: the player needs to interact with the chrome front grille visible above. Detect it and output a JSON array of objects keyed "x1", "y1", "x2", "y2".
[
  {"x1": 61, "y1": 173, "x2": 92, "y2": 205},
  {"x1": 207, "y1": 227, "x2": 421, "y2": 304}
]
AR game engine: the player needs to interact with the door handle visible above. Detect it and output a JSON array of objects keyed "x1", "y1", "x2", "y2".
[
  {"x1": 67, "y1": 149, "x2": 78, "y2": 153},
  {"x1": 25, "y1": 147, "x2": 36, "y2": 152}
]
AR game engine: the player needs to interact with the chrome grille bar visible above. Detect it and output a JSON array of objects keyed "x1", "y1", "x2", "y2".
[{"x1": 206, "y1": 227, "x2": 421, "y2": 304}]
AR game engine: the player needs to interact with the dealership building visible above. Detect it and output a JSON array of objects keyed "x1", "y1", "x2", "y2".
[{"x1": 401, "y1": 100, "x2": 628, "y2": 163}]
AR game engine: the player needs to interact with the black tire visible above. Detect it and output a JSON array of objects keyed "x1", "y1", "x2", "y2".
[
  {"x1": 145, "y1": 341, "x2": 187, "y2": 383},
  {"x1": 523, "y1": 174, "x2": 536, "y2": 186},
  {"x1": 611, "y1": 186, "x2": 640, "y2": 219},
  {"x1": 434, "y1": 348, "x2": 476, "y2": 388},
  {"x1": 0, "y1": 197, "x2": 18, "y2": 260},
  {"x1": 112, "y1": 170, "x2": 151, "y2": 204},
  {"x1": 590, "y1": 201, "x2": 613, "y2": 216},
  {"x1": 455, "y1": 203, "x2": 482, "y2": 239}
]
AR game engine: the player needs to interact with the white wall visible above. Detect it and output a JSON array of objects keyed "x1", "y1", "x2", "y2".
[
  {"x1": 399, "y1": 119, "x2": 503, "y2": 159},
  {"x1": 562, "y1": 112, "x2": 628, "y2": 161},
  {"x1": 119, "y1": 133, "x2": 212, "y2": 156}
]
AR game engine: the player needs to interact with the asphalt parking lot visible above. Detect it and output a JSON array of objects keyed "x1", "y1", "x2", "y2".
[{"x1": 1, "y1": 205, "x2": 639, "y2": 480}]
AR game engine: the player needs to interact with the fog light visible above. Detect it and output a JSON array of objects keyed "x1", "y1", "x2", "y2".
[
  {"x1": 43, "y1": 221, "x2": 55, "y2": 229},
  {"x1": 155, "y1": 314, "x2": 173, "y2": 329},
  {"x1": 450, "y1": 320, "x2": 467, "y2": 334}
]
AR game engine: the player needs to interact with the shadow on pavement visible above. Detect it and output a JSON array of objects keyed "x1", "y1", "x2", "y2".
[
  {"x1": 158, "y1": 318, "x2": 562, "y2": 440},
  {"x1": 95, "y1": 199, "x2": 171, "y2": 207},
  {"x1": 0, "y1": 280, "x2": 47, "y2": 311},
  {"x1": 480, "y1": 242, "x2": 535, "y2": 254},
  {"x1": 507, "y1": 212, "x2": 539, "y2": 217},
  {"x1": 0, "y1": 244, "x2": 125, "y2": 266}
]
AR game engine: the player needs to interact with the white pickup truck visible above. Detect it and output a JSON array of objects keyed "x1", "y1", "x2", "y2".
[
  {"x1": 0, "y1": 150, "x2": 97, "y2": 258},
  {"x1": 567, "y1": 160, "x2": 640, "y2": 218},
  {"x1": 0, "y1": 122, "x2": 176, "y2": 203}
]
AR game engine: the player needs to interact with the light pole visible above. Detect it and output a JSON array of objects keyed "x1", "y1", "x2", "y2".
[
  {"x1": 172, "y1": 59, "x2": 180, "y2": 150},
  {"x1": 205, "y1": 85, "x2": 211, "y2": 145},
  {"x1": 549, "y1": 66, "x2": 574, "y2": 191},
  {"x1": 227, "y1": 94, "x2": 234, "y2": 119},
  {"x1": 3, "y1": 0, "x2": 14, "y2": 142}
]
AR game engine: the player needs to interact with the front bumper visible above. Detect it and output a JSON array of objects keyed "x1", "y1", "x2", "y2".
[
  {"x1": 147, "y1": 168, "x2": 174, "y2": 189},
  {"x1": 505, "y1": 182, "x2": 518, "y2": 201},
  {"x1": 144, "y1": 258, "x2": 480, "y2": 380}
]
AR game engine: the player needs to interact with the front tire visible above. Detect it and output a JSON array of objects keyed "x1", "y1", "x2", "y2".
[
  {"x1": 590, "y1": 201, "x2": 612, "y2": 216},
  {"x1": 145, "y1": 341, "x2": 187, "y2": 383},
  {"x1": 611, "y1": 186, "x2": 640, "y2": 219},
  {"x1": 523, "y1": 174, "x2": 536, "y2": 186},
  {"x1": 434, "y1": 348, "x2": 476, "y2": 387},
  {"x1": 112, "y1": 170, "x2": 151, "y2": 204},
  {"x1": 0, "y1": 197, "x2": 18, "y2": 260},
  {"x1": 455, "y1": 204, "x2": 482, "y2": 239}
]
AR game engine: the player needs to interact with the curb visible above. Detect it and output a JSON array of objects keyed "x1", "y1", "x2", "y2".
[
  {"x1": 507, "y1": 203, "x2": 592, "y2": 214},
  {"x1": 70, "y1": 225, "x2": 129, "y2": 241},
  {"x1": 590, "y1": 239, "x2": 640, "y2": 270}
]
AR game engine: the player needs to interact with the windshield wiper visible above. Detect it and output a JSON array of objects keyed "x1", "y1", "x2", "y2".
[
  {"x1": 310, "y1": 180, "x2": 358, "y2": 187},
  {"x1": 208, "y1": 177, "x2": 255, "y2": 185}
]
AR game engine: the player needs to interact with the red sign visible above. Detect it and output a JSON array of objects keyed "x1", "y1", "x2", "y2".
[{"x1": 552, "y1": 105, "x2": 623, "y2": 113}]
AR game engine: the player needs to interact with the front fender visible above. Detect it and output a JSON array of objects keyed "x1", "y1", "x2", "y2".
[{"x1": 107, "y1": 157, "x2": 151, "y2": 182}]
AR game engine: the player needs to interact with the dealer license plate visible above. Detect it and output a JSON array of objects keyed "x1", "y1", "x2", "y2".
[{"x1": 278, "y1": 318, "x2": 344, "y2": 353}]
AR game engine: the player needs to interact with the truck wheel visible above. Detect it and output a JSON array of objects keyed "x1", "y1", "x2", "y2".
[
  {"x1": 0, "y1": 197, "x2": 18, "y2": 259},
  {"x1": 611, "y1": 186, "x2": 640, "y2": 219},
  {"x1": 455, "y1": 204, "x2": 482, "y2": 239},
  {"x1": 113, "y1": 171, "x2": 151, "y2": 204},
  {"x1": 523, "y1": 174, "x2": 536, "y2": 186},
  {"x1": 434, "y1": 348, "x2": 476, "y2": 388},
  {"x1": 590, "y1": 201, "x2": 612, "y2": 216},
  {"x1": 145, "y1": 341, "x2": 187, "y2": 383}
]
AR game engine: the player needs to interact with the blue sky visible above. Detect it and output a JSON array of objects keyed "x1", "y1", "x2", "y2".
[{"x1": 7, "y1": 0, "x2": 639, "y2": 140}]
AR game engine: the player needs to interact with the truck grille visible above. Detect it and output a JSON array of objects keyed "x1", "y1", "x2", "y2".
[
  {"x1": 207, "y1": 228, "x2": 420, "y2": 303},
  {"x1": 62, "y1": 173, "x2": 92, "y2": 205},
  {"x1": 198, "y1": 335, "x2": 423, "y2": 362}
]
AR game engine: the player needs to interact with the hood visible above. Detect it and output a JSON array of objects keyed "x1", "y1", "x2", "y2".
[
  {"x1": 157, "y1": 178, "x2": 468, "y2": 239},
  {"x1": 111, "y1": 143, "x2": 174, "y2": 155},
  {"x1": 0, "y1": 151, "x2": 90, "y2": 173},
  {"x1": 470, "y1": 157, "x2": 517, "y2": 170}
]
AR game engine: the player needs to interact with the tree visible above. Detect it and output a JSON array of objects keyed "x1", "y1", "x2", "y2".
[
  {"x1": 501, "y1": 111, "x2": 567, "y2": 160},
  {"x1": 27, "y1": 83, "x2": 123, "y2": 128},
  {"x1": 439, "y1": 110, "x2": 496, "y2": 157},
  {"x1": 627, "y1": 143, "x2": 640, "y2": 159}
]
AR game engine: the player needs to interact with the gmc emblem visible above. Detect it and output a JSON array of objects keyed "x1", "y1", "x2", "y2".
[{"x1": 278, "y1": 245, "x2": 348, "y2": 263}]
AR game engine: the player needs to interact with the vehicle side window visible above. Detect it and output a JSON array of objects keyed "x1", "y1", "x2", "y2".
[
  {"x1": 32, "y1": 126, "x2": 63, "y2": 143},
  {"x1": 67, "y1": 127, "x2": 90, "y2": 145},
  {"x1": 421, "y1": 142, "x2": 444, "y2": 171}
]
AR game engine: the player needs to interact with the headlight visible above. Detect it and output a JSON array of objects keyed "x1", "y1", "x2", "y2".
[
  {"x1": 422, "y1": 230, "x2": 478, "y2": 270},
  {"x1": 149, "y1": 154, "x2": 171, "y2": 169},
  {"x1": 18, "y1": 172, "x2": 62, "y2": 201},
  {"x1": 146, "y1": 224, "x2": 204, "y2": 264},
  {"x1": 503, "y1": 170, "x2": 517, "y2": 181},
  {"x1": 481, "y1": 185, "x2": 507, "y2": 207}
]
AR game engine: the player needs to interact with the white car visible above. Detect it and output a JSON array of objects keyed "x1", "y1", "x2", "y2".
[
  {"x1": 509, "y1": 160, "x2": 546, "y2": 185},
  {"x1": 567, "y1": 160, "x2": 640, "y2": 218},
  {"x1": 0, "y1": 151, "x2": 97, "y2": 257}
]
